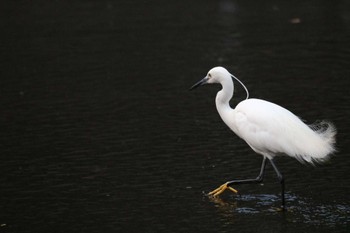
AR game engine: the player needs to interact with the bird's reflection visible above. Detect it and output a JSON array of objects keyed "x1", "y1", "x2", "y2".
[
  {"x1": 207, "y1": 192, "x2": 350, "y2": 228},
  {"x1": 208, "y1": 195, "x2": 238, "y2": 209},
  {"x1": 207, "y1": 195, "x2": 240, "y2": 223}
]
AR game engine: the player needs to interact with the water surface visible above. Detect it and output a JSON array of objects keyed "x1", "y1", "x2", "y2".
[{"x1": 0, "y1": 1, "x2": 349, "y2": 232}]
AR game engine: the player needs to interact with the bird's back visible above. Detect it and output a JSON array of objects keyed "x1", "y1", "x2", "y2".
[{"x1": 229, "y1": 99, "x2": 336, "y2": 163}]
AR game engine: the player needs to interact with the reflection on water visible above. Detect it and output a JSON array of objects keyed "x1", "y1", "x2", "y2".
[{"x1": 210, "y1": 193, "x2": 349, "y2": 227}]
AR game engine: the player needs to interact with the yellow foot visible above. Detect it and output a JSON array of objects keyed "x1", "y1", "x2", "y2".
[{"x1": 208, "y1": 182, "x2": 238, "y2": 197}]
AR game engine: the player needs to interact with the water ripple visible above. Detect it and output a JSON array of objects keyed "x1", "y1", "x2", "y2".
[{"x1": 209, "y1": 193, "x2": 349, "y2": 227}]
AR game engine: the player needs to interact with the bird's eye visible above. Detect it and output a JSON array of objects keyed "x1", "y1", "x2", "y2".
[{"x1": 208, "y1": 73, "x2": 212, "y2": 78}]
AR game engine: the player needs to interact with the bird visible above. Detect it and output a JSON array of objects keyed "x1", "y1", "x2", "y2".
[{"x1": 190, "y1": 66, "x2": 336, "y2": 209}]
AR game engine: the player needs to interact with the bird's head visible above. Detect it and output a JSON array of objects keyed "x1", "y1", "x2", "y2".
[{"x1": 190, "y1": 66, "x2": 230, "y2": 90}]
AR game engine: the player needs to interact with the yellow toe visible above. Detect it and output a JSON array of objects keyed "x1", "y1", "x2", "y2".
[
  {"x1": 208, "y1": 182, "x2": 238, "y2": 197},
  {"x1": 228, "y1": 186, "x2": 238, "y2": 194}
]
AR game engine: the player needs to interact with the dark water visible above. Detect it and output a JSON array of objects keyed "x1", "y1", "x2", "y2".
[{"x1": 1, "y1": 1, "x2": 350, "y2": 232}]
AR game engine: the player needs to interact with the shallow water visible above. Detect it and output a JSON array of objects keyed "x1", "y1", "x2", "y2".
[{"x1": 0, "y1": 0, "x2": 350, "y2": 232}]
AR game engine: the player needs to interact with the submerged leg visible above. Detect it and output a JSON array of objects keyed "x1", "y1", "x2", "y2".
[
  {"x1": 269, "y1": 158, "x2": 285, "y2": 209},
  {"x1": 209, "y1": 157, "x2": 268, "y2": 197}
]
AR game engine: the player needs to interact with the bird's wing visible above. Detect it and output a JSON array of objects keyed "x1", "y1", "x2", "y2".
[
  {"x1": 231, "y1": 98, "x2": 335, "y2": 163},
  {"x1": 232, "y1": 99, "x2": 305, "y2": 157}
]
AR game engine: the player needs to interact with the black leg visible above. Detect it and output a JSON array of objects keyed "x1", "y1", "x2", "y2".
[
  {"x1": 227, "y1": 157, "x2": 267, "y2": 186},
  {"x1": 269, "y1": 158, "x2": 285, "y2": 209}
]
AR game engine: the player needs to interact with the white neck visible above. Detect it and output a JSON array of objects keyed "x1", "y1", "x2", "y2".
[{"x1": 215, "y1": 77, "x2": 234, "y2": 125}]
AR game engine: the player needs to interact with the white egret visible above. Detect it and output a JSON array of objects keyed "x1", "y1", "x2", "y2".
[{"x1": 190, "y1": 67, "x2": 336, "y2": 209}]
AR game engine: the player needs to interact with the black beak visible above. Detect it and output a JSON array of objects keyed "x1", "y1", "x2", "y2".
[{"x1": 189, "y1": 76, "x2": 209, "y2": 91}]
